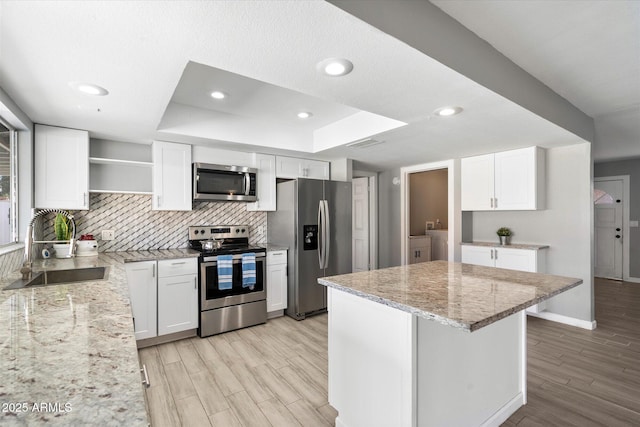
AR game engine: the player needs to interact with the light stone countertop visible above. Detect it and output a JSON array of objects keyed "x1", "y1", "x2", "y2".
[
  {"x1": 461, "y1": 241, "x2": 549, "y2": 250},
  {"x1": 318, "y1": 261, "x2": 582, "y2": 332},
  {"x1": 0, "y1": 249, "x2": 198, "y2": 426}
]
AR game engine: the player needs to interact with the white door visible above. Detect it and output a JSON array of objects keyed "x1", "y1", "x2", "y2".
[
  {"x1": 461, "y1": 246, "x2": 494, "y2": 267},
  {"x1": 594, "y1": 179, "x2": 623, "y2": 279},
  {"x1": 352, "y1": 177, "x2": 370, "y2": 272},
  {"x1": 461, "y1": 153, "x2": 494, "y2": 211}
]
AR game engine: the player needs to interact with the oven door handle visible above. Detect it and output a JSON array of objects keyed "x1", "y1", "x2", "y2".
[{"x1": 201, "y1": 253, "x2": 266, "y2": 264}]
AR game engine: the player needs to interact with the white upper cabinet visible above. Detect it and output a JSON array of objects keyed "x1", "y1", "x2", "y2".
[
  {"x1": 152, "y1": 141, "x2": 192, "y2": 211},
  {"x1": 247, "y1": 154, "x2": 276, "y2": 211},
  {"x1": 276, "y1": 156, "x2": 330, "y2": 180},
  {"x1": 461, "y1": 146, "x2": 545, "y2": 211},
  {"x1": 35, "y1": 124, "x2": 89, "y2": 210}
]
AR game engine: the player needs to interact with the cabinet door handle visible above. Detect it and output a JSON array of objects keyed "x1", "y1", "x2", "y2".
[
  {"x1": 490, "y1": 249, "x2": 494, "y2": 259},
  {"x1": 194, "y1": 276, "x2": 197, "y2": 289},
  {"x1": 152, "y1": 264, "x2": 156, "y2": 278},
  {"x1": 495, "y1": 249, "x2": 498, "y2": 260},
  {"x1": 494, "y1": 198, "x2": 497, "y2": 209},
  {"x1": 141, "y1": 364, "x2": 151, "y2": 388},
  {"x1": 156, "y1": 195, "x2": 161, "y2": 207},
  {"x1": 83, "y1": 192, "x2": 88, "y2": 207},
  {"x1": 171, "y1": 261, "x2": 186, "y2": 265},
  {"x1": 490, "y1": 198, "x2": 493, "y2": 208}
]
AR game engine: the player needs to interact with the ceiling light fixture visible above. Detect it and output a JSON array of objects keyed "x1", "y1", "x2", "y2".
[
  {"x1": 297, "y1": 112, "x2": 312, "y2": 119},
  {"x1": 317, "y1": 58, "x2": 354, "y2": 77},
  {"x1": 434, "y1": 106, "x2": 463, "y2": 117},
  {"x1": 69, "y1": 82, "x2": 109, "y2": 96},
  {"x1": 210, "y1": 91, "x2": 227, "y2": 100}
]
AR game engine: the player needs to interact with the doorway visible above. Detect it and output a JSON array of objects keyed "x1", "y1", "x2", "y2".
[
  {"x1": 594, "y1": 176, "x2": 630, "y2": 280},
  {"x1": 400, "y1": 160, "x2": 460, "y2": 265}
]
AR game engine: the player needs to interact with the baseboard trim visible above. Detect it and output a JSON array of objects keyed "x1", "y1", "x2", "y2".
[
  {"x1": 480, "y1": 393, "x2": 524, "y2": 427},
  {"x1": 527, "y1": 311, "x2": 596, "y2": 330}
]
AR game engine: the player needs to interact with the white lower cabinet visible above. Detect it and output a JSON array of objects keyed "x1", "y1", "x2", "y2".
[
  {"x1": 125, "y1": 257, "x2": 198, "y2": 341},
  {"x1": 157, "y1": 259, "x2": 198, "y2": 335},
  {"x1": 461, "y1": 245, "x2": 546, "y2": 272},
  {"x1": 125, "y1": 261, "x2": 157, "y2": 340},
  {"x1": 267, "y1": 250, "x2": 288, "y2": 315}
]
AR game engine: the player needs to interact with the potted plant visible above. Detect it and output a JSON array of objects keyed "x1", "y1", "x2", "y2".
[
  {"x1": 496, "y1": 227, "x2": 512, "y2": 246},
  {"x1": 52, "y1": 213, "x2": 74, "y2": 258}
]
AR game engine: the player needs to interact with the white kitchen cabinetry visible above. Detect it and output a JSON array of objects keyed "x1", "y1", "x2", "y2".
[
  {"x1": 409, "y1": 236, "x2": 431, "y2": 264},
  {"x1": 247, "y1": 154, "x2": 276, "y2": 211},
  {"x1": 35, "y1": 124, "x2": 90, "y2": 210},
  {"x1": 152, "y1": 141, "x2": 192, "y2": 211},
  {"x1": 124, "y1": 261, "x2": 157, "y2": 340},
  {"x1": 157, "y1": 258, "x2": 198, "y2": 335},
  {"x1": 125, "y1": 257, "x2": 198, "y2": 342},
  {"x1": 267, "y1": 249, "x2": 288, "y2": 316},
  {"x1": 276, "y1": 156, "x2": 330, "y2": 180},
  {"x1": 461, "y1": 245, "x2": 546, "y2": 273},
  {"x1": 461, "y1": 146, "x2": 545, "y2": 211}
]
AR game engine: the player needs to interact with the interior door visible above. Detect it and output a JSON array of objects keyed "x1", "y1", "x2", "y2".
[
  {"x1": 352, "y1": 177, "x2": 369, "y2": 272},
  {"x1": 594, "y1": 179, "x2": 623, "y2": 279}
]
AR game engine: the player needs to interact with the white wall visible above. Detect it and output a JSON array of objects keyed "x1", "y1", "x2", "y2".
[
  {"x1": 378, "y1": 169, "x2": 402, "y2": 268},
  {"x1": 471, "y1": 143, "x2": 594, "y2": 322}
]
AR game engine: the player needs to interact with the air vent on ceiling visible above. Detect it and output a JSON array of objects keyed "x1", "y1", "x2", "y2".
[{"x1": 345, "y1": 138, "x2": 385, "y2": 149}]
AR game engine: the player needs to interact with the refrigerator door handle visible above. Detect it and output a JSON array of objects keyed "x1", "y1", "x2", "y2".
[
  {"x1": 323, "y1": 200, "x2": 330, "y2": 268},
  {"x1": 317, "y1": 200, "x2": 324, "y2": 269}
]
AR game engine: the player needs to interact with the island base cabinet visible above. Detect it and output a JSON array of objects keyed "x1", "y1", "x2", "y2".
[{"x1": 327, "y1": 288, "x2": 526, "y2": 427}]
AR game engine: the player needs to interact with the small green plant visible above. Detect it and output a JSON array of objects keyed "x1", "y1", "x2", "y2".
[
  {"x1": 54, "y1": 213, "x2": 73, "y2": 241},
  {"x1": 496, "y1": 227, "x2": 512, "y2": 237}
]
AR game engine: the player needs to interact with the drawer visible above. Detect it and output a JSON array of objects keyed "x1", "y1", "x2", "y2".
[
  {"x1": 267, "y1": 250, "x2": 287, "y2": 265},
  {"x1": 158, "y1": 257, "x2": 197, "y2": 278}
]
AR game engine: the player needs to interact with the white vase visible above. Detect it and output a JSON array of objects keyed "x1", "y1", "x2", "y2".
[{"x1": 52, "y1": 243, "x2": 73, "y2": 258}]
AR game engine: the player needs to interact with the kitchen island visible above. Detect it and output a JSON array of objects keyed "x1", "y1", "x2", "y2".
[
  {"x1": 318, "y1": 261, "x2": 582, "y2": 427},
  {"x1": 0, "y1": 249, "x2": 197, "y2": 426}
]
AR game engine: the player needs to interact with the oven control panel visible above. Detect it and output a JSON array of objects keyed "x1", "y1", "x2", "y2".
[{"x1": 188, "y1": 225, "x2": 250, "y2": 240}]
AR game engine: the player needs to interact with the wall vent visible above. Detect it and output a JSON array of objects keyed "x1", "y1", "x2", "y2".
[{"x1": 346, "y1": 138, "x2": 384, "y2": 149}]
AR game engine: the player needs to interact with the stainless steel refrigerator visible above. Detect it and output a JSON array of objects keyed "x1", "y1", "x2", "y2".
[{"x1": 267, "y1": 179, "x2": 352, "y2": 320}]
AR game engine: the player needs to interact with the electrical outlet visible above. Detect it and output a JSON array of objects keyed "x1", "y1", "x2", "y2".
[
  {"x1": 258, "y1": 225, "x2": 265, "y2": 235},
  {"x1": 101, "y1": 230, "x2": 115, "y2": 241}
]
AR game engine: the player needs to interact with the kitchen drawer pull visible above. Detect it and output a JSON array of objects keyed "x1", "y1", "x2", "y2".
[
  {"x1": 141, "y1": 364, "x2": 150, "y2": 388},
  {"x1": 171, "y1": 261, "x2": 187, "y2": 265}
]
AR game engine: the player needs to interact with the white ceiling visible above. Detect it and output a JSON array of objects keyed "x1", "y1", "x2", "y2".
[
  {"x1": 431, "y1": 0, "x2": 640, "y2": 163},
  {"x1": 0, "y1": 1, "x2": 636, "y2": 170}
]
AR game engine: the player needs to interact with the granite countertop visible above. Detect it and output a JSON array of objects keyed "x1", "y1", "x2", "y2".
[
  {"x1": 461, "y1": 241, "x2": 549, "y2": 250},
  {"x1": 319, "y1": 261, "x2": 582, "y2": 332},
  {"x1": 0, "y1": 249, "x2": 198, "y2": 426}
]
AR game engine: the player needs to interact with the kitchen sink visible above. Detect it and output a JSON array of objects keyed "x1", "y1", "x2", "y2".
[{"x1": 3, "y1": 267, "x2": 108, "y2": 290}]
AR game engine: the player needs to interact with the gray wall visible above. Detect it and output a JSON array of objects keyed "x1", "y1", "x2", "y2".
[
  {"x1": 472, "y1": 143, "x2": 594, "y2": 322},
  {"x1": 594, "y1": 158, "x2": 640, "y2": 278},
  {"x1": 378, "y1": 169, "x2": 402, "y2": 268},
  {"x1": 409, "y1": 169, "x2": 448, "y2": 234}
]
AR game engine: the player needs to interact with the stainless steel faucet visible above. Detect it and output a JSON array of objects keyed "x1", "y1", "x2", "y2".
[{"x1": 21, "y1": 208, "x2": 76, "y2": 280}]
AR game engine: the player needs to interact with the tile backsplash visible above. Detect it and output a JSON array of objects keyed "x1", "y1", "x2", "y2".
[{"x1": 41, "y1": 193, "x2": 267, "y2": 252}]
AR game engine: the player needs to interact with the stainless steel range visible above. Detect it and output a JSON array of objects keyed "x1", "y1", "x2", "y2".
[{"x1": 188, "y1": 225, "x2": 267, "y2": 337}]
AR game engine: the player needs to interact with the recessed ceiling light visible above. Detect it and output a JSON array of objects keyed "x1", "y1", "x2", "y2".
[
  {"x1": 69, "y1": 82, "x2": 109, "y2": 96},
  {"x1": 434, "y1": 106, "x2": 463, "y2": 117},
  {"x1": 210, "y1": 91, "x2": 226, "y2": 100},
  {"x1": 317, "y1": 58, "x2": 354, "y2": 77},
  {"x1": 297, "y1": 112, "x2": 312, "y2": 119}
]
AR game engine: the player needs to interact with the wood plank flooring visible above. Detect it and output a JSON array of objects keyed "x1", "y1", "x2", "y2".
[{"x1": 141, "y1": 278, "x2": 640, "y2": 426}]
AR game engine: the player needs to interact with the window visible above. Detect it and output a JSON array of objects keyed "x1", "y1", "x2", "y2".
[{"x1": 0, "y1": 119, "x2": 17, "y2": 246}]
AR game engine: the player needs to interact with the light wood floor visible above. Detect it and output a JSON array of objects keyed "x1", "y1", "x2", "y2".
[{"x1": 141, "y1": 278, "x2": 640, "y2": 426}]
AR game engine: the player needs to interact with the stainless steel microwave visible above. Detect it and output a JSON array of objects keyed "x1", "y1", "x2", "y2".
[{"x1": 193, "y1": 163, "x2": 257, "y2": 202}]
